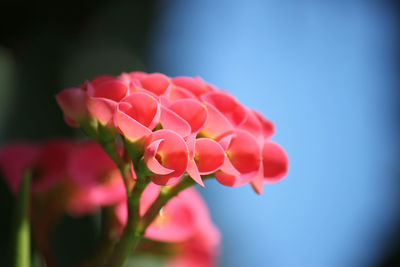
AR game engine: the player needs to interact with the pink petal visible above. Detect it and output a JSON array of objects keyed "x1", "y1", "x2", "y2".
[
  {"x1": 239, "y1": 108, "x2": 263, "y2": 145},
  {"x1": 125, "y1": 71, "x2": 148, "y2": 80},
  {"x1": 253, "y1": 109, "x2": 275, "y2": 139},
  {"x1": 214, "y1": 131, "x2": 263, "y2": 187},
  {"x1": 224, "y1": 130, "x2": 261, "y2": 175},
  {"x1": 89, "y1": 75, "x2": 115, "y2": 87},
  {"x1": 215, "y1": 169, "x2": 259, "y2": 187},
  {"x1": 167, "y1": 85, "x2": 197, "y2": 102},
  {"x1": 140, "y1": 182, "x2": 161, "y2": 216},
  {"x1": 186, "y1": 133, "x2": 196, "y2": 157},
  {"x1": 0, "y1": 143, "x2": 41, "y2": 193},
  {"x1": 215, "y1": 172, "x2": 237, "y2": 186},
  {"x1": 32, "y1": 140, "x2": 73, "y2": 193},
  {"x1": 200, "y1": 103, "x2": 233, "y2": 139},
  {"x1": 170, "y1": 99, "x2": 208, "y2": 134},
  {"x1": 217, "y1": 134, "x2": 233, "y2": 150},
  {"x1": 87, "y1": 97, "x2": 117, "y2": 125},
  {"x1": 202, "y1": 91, "x2": 247, "y2": 127},
  {"x1": 63, "y1": 114, "x2": 79, "y2": 127},
  {"x1": 68, "y1": 176, "x2": 126, "y2": 216},
  {"x1": 120, "y1": 93, "x2": 161, "y2": 130},
  {"x1": 159, "y1": 94, "x2": 171, "y2": 107},
  {"x1": 115, "y1": 200, "x2": 128, "y2": 225},
  {"x1": 262, "y1": 141, "x2": 288, "y2": 183},
  {"x1": 68, "y1": 142, "x2": 116, "y2": 186},
  {"x1": 194, "y1": 138, "x2": 225, "y2": 174},
  {"x1": 56, "y1": 88, "x2": 87, "y2": 122},
  {"x1": 186, "y1": 159, "x2": 204, "y2": 187},
  {"x1": 145, "y1": 130, "x2": 189, "y2": 185},
  {"x1": 219, "y1": 157, "x2": 240, "y2": 176},
  {"x1": 114, "y1": 107, "x2": 152, "y2": 143},
  {"x1": 145, "y1": 192, "x2": 197, "y2": 242},
  {"x1": 250, "y1": 166, "x2": 264, "y2": 194},
  {"x1": 140, "y1": 73, "x2": 171, "y2": 95},
  {"x1": 172, "y1": 76, "x2": 207, "y2": 96},
  {"x1": 143, "y1": 186, "x2": 212, "y2": 242},
  {"x1": 144, "y1": 140, "x2": 175, "y2": 175},
  {"x1": 87, "y1": 80, "x2": 128, "y2": 102},
  {"x1": 160, "y1": 106, "x2": 191, "y2": 138},
  {"x1": 128, "y1": 86, "x2": 159, "y2": 98}
]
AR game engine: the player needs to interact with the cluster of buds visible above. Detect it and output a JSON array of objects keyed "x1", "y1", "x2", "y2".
[{"x1": 57, "y1": 72, "x2": 288, "y2": 194}]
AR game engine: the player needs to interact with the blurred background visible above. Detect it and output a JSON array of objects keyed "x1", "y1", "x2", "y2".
[{"x1": 0, "y1": 1, "x2": 399, "y2": 266}]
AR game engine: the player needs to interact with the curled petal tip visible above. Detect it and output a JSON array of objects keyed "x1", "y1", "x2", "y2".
[{"x1": 145, "y1": 140, "x2": 175, "y2": 175}]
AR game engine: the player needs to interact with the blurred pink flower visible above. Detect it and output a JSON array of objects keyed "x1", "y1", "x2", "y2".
[{"x1": 0, "y1": 140, "x2": 73, "y2": 193}]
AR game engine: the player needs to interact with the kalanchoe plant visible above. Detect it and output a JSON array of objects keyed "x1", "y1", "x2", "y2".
[{"x1": 1, "y1": 71, "x2": 288, "y2": 267}]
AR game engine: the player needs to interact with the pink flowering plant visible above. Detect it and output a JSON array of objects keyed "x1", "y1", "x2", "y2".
[{"x1": 1, "y1": 72, "x2": 288, "y2": 267}]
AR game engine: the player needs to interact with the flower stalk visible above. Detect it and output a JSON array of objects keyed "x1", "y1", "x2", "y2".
[{"x1": 13, "y1": 170, "x2": 31, "y2": 267}]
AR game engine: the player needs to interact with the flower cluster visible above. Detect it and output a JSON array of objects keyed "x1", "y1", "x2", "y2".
[
  {"x1": 0, "y1": 71, "x2": 288, "y2": 267},
  {"x1": 57, "y1": 72, "x2": 288, "y2": 193},
  {"x1": 0, "y1": 140, "x2": 219, "y2": 266}
]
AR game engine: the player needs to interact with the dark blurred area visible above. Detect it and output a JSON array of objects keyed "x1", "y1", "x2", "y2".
[
  {"x1": 0, "y1": 1, "x2": 155, "y2": 141},
  {"x1": 0, "y1": 1, "x2": 399, "y2": 267},
  {"x1": 375, "y1": 1, "x2": 400, "y2": 266},
  {"x1": 0, "y1": 1, "x2": 156, "y2": 266}
]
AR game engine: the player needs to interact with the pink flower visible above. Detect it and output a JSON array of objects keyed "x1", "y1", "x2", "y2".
[
  {"x1": 238, "y1": 108, "x2": 264, "y2": 144},
  {"x1": 215, "y1": 130, "x2": 262, "y2": 187},
  {"x1": 142, "y1": 184, "x2": 200, "y2": 242},
  {"x1": 200, "y1": 102, "x2": 233, "y2": 139},
  {"x1": 66, "y1": 141, "x2": 128, "y2": 215},
  {"x1": 250, "y1": 140, "x2": 289, "y2": 194},
  {"x1": 144, "y1": 130, "x2": 189, "y2": 185},
  {"x1": 0, "y1": 142, "x2": 41, "y2": 193},
  {"x1": 0, "y1": 140, "x2": 73, "y2": 194},
  {"x1": 116, "y1": 183, "x2": 220, "y2": 245},
  {"x1": 164, "y1": 186, "x2": 220, "y2": 267},
  {"x1": 167, "y1": 230, "x2": 220, "y2": 267},
  {"x1": 159, "y1": 106, "x2": 191, "y2": 138},
  {"x1": 114, "y1": 92, "x2": 161, "y2": 143},
  {"x1": 85, "y1": 75, "x2": 129, "y2": 126},
  {"x1": 67, "y1": 169, "x2": 125, "y2": 216},
  {"x1": 119, "y1": 71, "x2": 147, "y2": 89},
  {"x1": 67, "y1": 141, "x2": 118, "y2": 186},
  {"x1": 172, "y1": 76, "x2": 209, "y2": 96},
  {"x1": 56, "y1": 72, "x2": 289, "y2": 193},
  {"x1": 161, "y1": 85, "x2": 197, "y2": 104},
  {"x1": 55, "y1": 88, "x2": 87, "y2": 127},
  {"x1": 159, "y1": 98, "x2": 207, "y2": 138},
  {"x1": 253, "y1": 109, "x2": 275, "y2": 140},
  {"x1": 202, "y1": 91, "x2": 247, "y2": 128},
  {"x1": 186, "y1": 136, "x2": 225, "y2": 186},
  {"x1": 126, "y1": 72, "x2": 172, "y2": 96}
]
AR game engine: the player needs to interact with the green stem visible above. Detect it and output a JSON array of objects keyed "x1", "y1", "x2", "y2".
[
  {"x1": 100, "y1": 140, "x2": 125, "y2": 172},
  {"x1": 104, "y1": 168, "x2": 149, "y2": 267},
  {"x1": 100, "y1": 140, "x2": 132, "y2": 191},
  {"x1": 104, "y1": 196, "x2": 144, "y2": 267},
  {"x1": 104, "y1": 175, "x2": 196, "y2": 267},
  {"x1": 13, "y1": 171, "x2": 31, "y2": 267}
]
